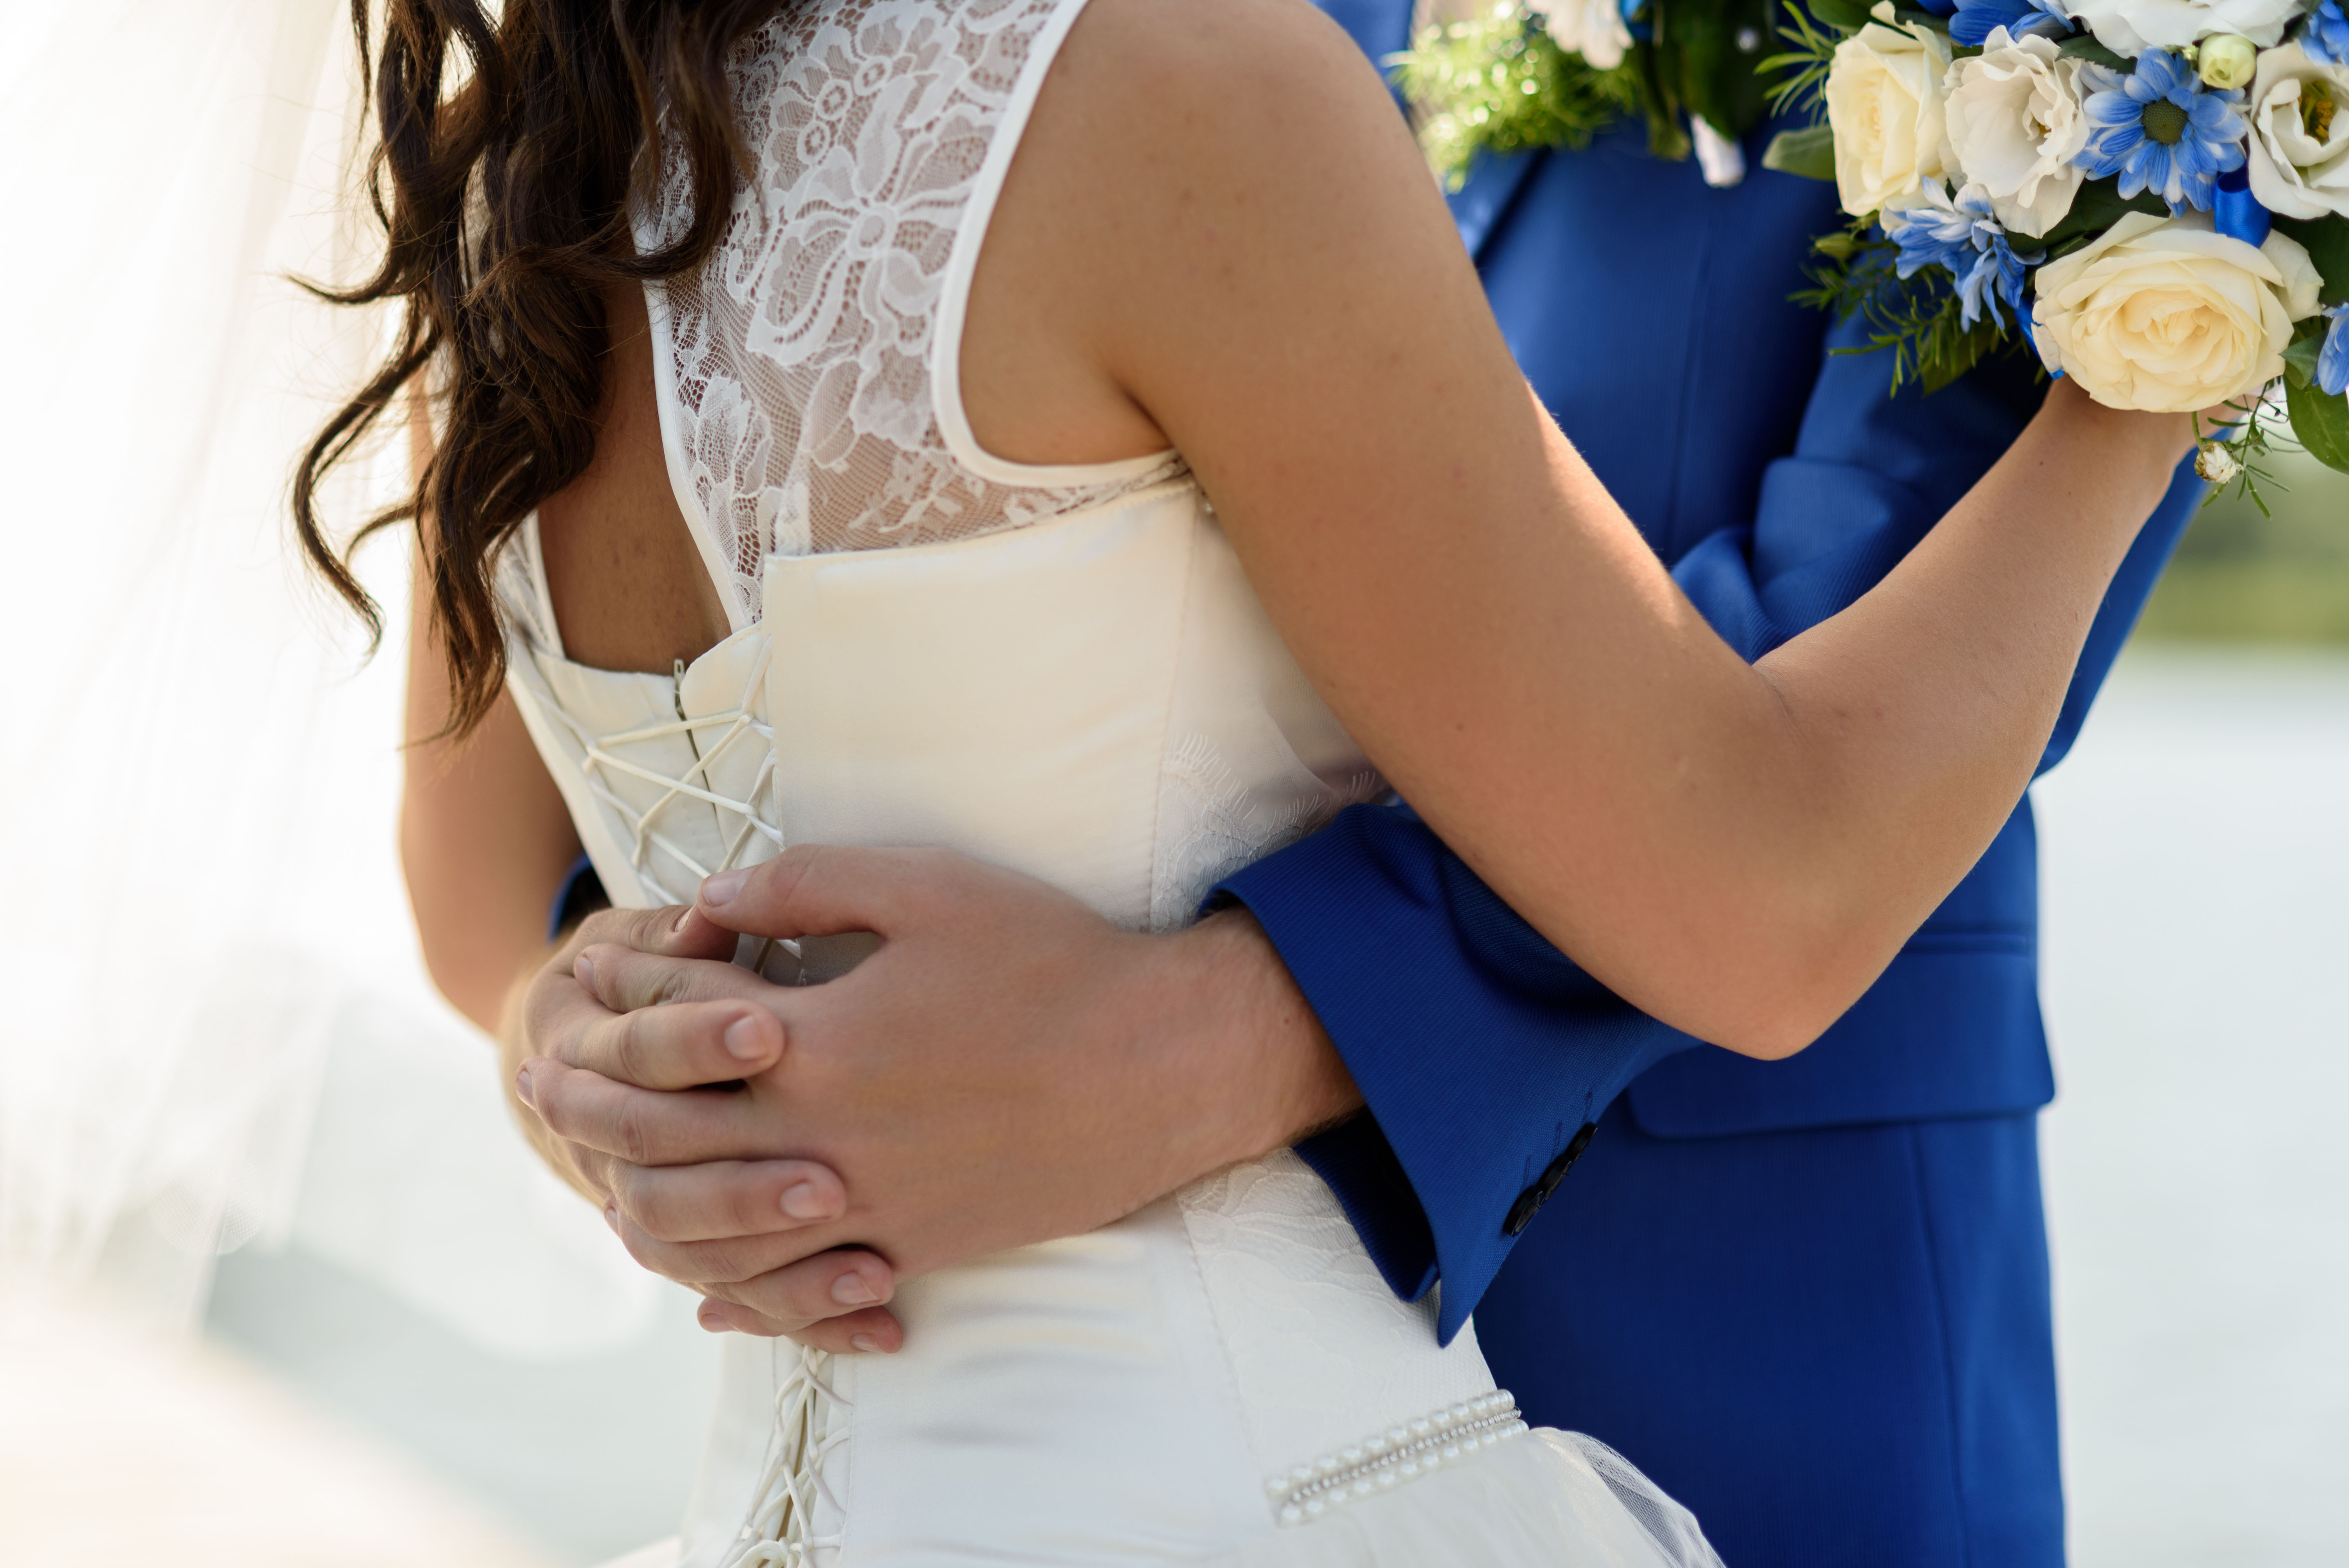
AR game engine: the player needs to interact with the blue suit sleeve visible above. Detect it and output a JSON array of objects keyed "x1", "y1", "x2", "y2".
[{"x1": 1217, "y1": 317, "x2": 2202, "y2": 1343}]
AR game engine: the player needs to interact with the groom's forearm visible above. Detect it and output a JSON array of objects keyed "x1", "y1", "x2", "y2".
[{"x1": 1163, "y1": 908, "x2": 1366, "y2": 1161}]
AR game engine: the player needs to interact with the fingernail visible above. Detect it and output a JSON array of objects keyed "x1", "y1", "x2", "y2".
[
  {"x1": 724, "y1": 1014, "x2": 769, "y2": 1061},
  {"x1": 701, "y1": 868, "x2": 749, "y2": 906},
  {"x1": 850, "y1": 1333, "x2": 881, "y2": 1354},
  {"x1": 513, "y1": 1065, "x2": 535, "y2": 1107},
  {"x1": 832, "y1": 1272, "x2": 880, "y2": 1306},
  {"x1": 779, "y1": 1181, "x2": 832, "y2": 1220},
  {"x1": 574, "y1": 953, "x2": 597, "y2": 991},
  {"x1": 698, "y1": 1304, "x2": 731, "y2": 1334},
  {"x1": 603, "y1": 1200, "x2": 619, "y2": 1233}
]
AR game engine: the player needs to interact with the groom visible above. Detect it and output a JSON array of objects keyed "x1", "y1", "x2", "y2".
[{"x1": 518, "y1": 6, "x2": 2203, "y2": 1565}]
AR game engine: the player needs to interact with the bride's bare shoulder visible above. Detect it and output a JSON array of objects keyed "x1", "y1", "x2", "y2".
[
  {"x1": 1039, "y1": 0, "x2": 1420, "y2": 189},
  {"x1": 1059, "y1": 0, "x2": 1382, "y2": 90},
  {"x1": 966, "y1": 0, "x2": 1460, "y2": 464}
]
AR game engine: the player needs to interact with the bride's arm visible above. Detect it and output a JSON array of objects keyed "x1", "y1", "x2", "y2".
[
  {"x1": 395, "y1": 522, "x2": 623, "y2": 1198},
  {"x1": 968, "y1": 0, "x2": 2192, "y2": 1060},
  {"x1": 399, "y1": 582, "x2": 580, "y2": 1035}
]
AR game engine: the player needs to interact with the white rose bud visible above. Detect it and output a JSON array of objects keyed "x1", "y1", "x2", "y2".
[
  {"x1": 2198, "y1": 34, "x2": 2258, "y2": 89},
  {"x1": 1941, "y1": 28, "x2": 2091, "y2": 237},
  {"x1": 2194, "y1": 439, "x2": 2242, "y2": 483},
  {"x1": 1824, "y1": 19, "x2": 1957, "y2": 215},
  {"x1": 2245, "y1": 43, "x2": 2349, "y2": 220},
  {"x1": 2031, "y1": 210, "x2": 2323, "y2": 411}
]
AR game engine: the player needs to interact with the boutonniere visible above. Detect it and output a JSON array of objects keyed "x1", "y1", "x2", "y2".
[
  {"x1": 1761, "y1": 0, "x2": 2349, "y2": 497},
  {"x1": 1395, "y1": 0, "x2": 1782, "y2": 189}
]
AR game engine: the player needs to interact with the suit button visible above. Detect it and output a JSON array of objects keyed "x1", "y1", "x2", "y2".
[{"x1": 1501, "y1": 1121, "x2": 1598, "y2": 1237}]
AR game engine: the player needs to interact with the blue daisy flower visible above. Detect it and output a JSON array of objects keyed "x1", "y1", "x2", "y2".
[
  {"x1": 2075, "y1": 51, "x2": 2248, "y2": 213},
  {"x1": 2321, "y1": 305, "x2": 2349, "y2": 398},
  {"x1": 1950, "y1": 0, "x2": 2070, "y2": 48},
  {"x1": 1886, "y1": 184, "x2": 2046, "y2": 331},
  {"x1": 2301, "y1": 0, "x2": 2349, "y2": 68}
]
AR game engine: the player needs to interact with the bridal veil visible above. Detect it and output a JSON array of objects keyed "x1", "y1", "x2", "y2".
[{"x1": 0, "y1": 0, "x2": 651, "y2": 1352}]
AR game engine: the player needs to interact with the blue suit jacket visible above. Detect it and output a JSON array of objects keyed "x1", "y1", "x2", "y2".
[{"x1": 1217, "y1": 0, "x2": 2203, "y2": 1343}]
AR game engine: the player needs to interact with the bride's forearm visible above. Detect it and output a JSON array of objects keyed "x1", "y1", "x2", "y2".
[
  {"x1": 1727, "y1": 382, "x2": 2189, "y2": 1040},
  {"x1": 1339, "y1": 381, "x2": 2192, "y2": 1063},
  {"x1": 1761, "y1": 384, "x2": 2188, "y2": 860},
  {"x1": 1472, "y1": 383, "x2": 2192, "y2": 1058}
]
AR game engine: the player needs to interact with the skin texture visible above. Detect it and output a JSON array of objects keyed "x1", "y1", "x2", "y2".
[{"x1": 401, "y1": 0, "x2": 2201, "y2": 1344}]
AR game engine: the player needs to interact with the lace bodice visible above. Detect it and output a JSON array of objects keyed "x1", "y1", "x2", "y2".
[{"x1": 636, "y1": 0, "x2": 1183, "y2": 626}]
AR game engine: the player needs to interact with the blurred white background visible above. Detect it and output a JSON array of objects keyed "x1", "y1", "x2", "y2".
[{"x1": 2038, "y1": 647, "x2": 2349, "y2": 1568}]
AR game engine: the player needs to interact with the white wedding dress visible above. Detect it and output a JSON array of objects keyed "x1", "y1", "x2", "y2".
[{"x1": 495, "y1": 0, "x2": 1724, "y2": 1561}]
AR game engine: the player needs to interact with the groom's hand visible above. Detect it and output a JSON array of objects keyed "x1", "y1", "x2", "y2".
[
  {"x1": 509, "y1": 904, "x2": 905, "y2": 1353},
  {"x1": 519, "y1": 846, "x2": 1358, "y2": 1348}
]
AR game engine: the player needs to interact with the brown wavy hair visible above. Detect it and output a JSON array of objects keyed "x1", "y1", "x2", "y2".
[{"x1": 296, "y1": 0, "x2": 781, "y2": 740}]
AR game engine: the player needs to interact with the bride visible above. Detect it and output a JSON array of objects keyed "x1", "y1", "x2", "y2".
[{"x1": 301, "y1": 0, "x2": 2198, "y2": 1561}]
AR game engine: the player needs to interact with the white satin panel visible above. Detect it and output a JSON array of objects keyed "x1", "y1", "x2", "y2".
[{"x1": 759, "y1": 484, "x2": 1374, "y2": 932}]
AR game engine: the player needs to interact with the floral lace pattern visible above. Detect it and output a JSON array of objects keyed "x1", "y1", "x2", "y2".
[
  {"x1": 1150, "y1": 733, "x2": 1386, "y2": 932},
  {"x1": 642, "y1": 0, "x2": 1182, "y2": 624}
]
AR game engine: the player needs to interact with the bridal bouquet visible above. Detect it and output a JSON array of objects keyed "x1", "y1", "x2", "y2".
[{"x1": 1762, "y1": 0, "x2": 2349, "y2": 482}]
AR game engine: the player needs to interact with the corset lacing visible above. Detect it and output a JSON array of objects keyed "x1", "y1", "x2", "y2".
[
  {"x1": 722, "y1": 1344, "x2": 849, "y2": 1567},
  {"x1": 538, "y1": 638, "x2": 781, "y2": 906}
]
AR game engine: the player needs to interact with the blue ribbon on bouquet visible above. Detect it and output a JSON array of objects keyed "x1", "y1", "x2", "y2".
[{"x1": 2212, "y1": 167, "x2": 2271, "y2": 251}]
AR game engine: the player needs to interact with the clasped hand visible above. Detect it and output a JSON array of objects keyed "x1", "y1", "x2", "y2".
[{"x1": 510, "y1": 845, "x2": 1348, "y2": 1352}]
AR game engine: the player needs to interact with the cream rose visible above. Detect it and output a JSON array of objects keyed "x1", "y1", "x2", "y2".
[
  {"x1": 2030, "y1": 210, "x2": 2323, "y2": 410},
  {"x1": 1941, "y1": 29, "x2": 2090, "y2": 237},
  {"x1": 1528, "y1": 0, "x2": 1634, "y2": 70},
  {"x1": 2051, "y1": 0, "x2": 2300, "y2": 55},
  {"x1": 1825, "y1": 18, "x2": 1956, "y2": 215},
  {"x1": 2244, "y1": 43, "x2": 2349, "y2": 220}
]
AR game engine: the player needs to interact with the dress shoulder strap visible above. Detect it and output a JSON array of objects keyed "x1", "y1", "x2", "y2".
[
  {"x1": 634, "y1": 0, "x2": 1184, "y2": 626},
  {"x1": 927, "y1": 0, "x2": 1178, "y2": 490}
]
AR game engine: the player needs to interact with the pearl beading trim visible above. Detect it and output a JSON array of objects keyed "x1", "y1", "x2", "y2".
[{"x1": 1264, "y1": 1391, "x2": 1528, "y2": 1525}]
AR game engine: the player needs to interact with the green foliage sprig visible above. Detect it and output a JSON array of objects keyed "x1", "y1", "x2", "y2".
[
  {"x1": 1393, "y1": 9, "x2": 1642, "y2": 189},
  {"x1": 2195, "y1": 397, "x2": 2288, "y2": 517},
  {"x1": 1791, "y1": 220, "x2": 2017, "y2": 395},
  {"x1": 1759, "y1": 0, "x2": 1843, "y2": 123}
]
